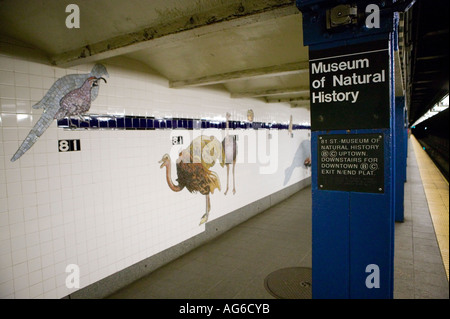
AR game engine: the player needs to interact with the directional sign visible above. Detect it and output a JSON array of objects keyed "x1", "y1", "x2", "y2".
[
  {"x1": 309, "y1": 40, "x2": 390, "y2": 131},
  {"x1": 318, "y1": 133, "x2": 384, "y2": 193}
]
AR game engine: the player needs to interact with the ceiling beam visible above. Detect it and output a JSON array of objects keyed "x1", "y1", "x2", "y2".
[
  {"x1": 230, "y1": 86, "x2": 309, "y2": 98},
  {"x1": 51, "y1": 1, "x2": 299, "y2": 67},
  {"x1": 290, "y1": 101, "x2": 310, "y2": 108},
  {"x1": 169, "y1": 61, "x2": 309, "y2": 88}
]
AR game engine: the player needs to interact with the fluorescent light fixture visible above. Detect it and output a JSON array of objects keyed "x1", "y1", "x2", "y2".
[{"x1": 412, "y1": 94, "x2": 449, "y2": 127}]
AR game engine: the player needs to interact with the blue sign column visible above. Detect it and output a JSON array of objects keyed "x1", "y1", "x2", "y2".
[
  {"x1": 393, "y1": 11, "x2": 407, "y2": 223},
  {"x1": 296, "y1": 0, "x2": 410, "y2": 298},
  {"x1": 394, "y1": 96, "x2": 406, "y2": 222}
]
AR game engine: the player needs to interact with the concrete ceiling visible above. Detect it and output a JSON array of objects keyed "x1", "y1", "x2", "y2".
[
  {"x1": 1, "y1": 0, "x2": 446, "y2": 121},
  {"x1": 0, "y1": 0, "x2": 310, "y2": 108},
  {"x1": 402, "y1": 0, "x2": 449, "y2": 125}
]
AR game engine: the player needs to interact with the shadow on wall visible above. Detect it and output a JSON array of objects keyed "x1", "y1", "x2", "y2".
[{"x1": 284, "y1": 139, "x2": 311, "y2": 186}]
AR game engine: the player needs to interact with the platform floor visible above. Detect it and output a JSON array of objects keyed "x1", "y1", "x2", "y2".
[
  {"x1": 394, "y1": 135, "x2": 448, "y2": 298},
  {"x1": 107, "y1": 137, "x2": 449, "y2": 299},
  {"x1": 410, "y1": 135, "x2": 449, "y2": 281}
]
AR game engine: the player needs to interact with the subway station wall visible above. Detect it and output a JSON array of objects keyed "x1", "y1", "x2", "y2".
[{"x1": 0, "y1": 53, "x2": 311, "y2": 298}]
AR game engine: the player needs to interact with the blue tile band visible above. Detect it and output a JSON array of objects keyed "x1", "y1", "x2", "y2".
[{"x1": 57, "y1": 115, "x2": 311, "y2": 130}]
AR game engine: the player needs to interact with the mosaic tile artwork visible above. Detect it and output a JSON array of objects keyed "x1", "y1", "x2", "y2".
[
  {"x1": 284, "y1": 139, "x2": 312, "y2": 186},
  {"x1": 157, "y1": 112, "x2": 312, "y2": 225},
  {"x1": 247, "y1": 109, "x2": 254, "y2": 122},
  {"x1": 221, "y1": 113, "x2": 237, "y2": 196},
  {"x1": 0, "y1": 53, "x2": 313, "y2": 299},
  {"x1": 10, "y1": 64, "x2": 109, "y2": 162},
  {"x1": 159, "y1": 135, "x2": 223, "y2": 225},
  {"x1": 158, "y1": 113, "x2": 239, "y2": 225},
  {"x1": 57, "y1": 114, "x2": 311, "y2": 131}
]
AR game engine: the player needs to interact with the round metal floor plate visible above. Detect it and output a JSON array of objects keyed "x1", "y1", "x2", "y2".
[{"x1": 264, "y1": 267, "x2": 312, "y2": 299}]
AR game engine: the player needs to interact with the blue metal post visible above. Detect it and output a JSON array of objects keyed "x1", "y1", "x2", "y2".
[
  {"x1": 395, "y1": 96, "x2": 406, "y2": 222},
  {"x1": 393, "y1": 11, "x2": 406, "y2": 222},
  {"x1": 296, "y1": 0, "x2": 408, "y2": 299},
  {"x1": 404, "y1": 107, "x2": 408, "y2": 182}
]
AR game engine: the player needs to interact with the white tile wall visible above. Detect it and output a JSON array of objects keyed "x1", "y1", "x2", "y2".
[{"x1": 0, "y1": 53, "x2": 311, "y2": 299}]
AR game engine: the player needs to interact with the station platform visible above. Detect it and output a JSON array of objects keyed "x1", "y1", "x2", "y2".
[{"x1": 107, "y1": 136, "x2": 449, "y2": 299}]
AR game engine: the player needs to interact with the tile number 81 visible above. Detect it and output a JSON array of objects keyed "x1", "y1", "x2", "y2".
[{"x1": 59, "y1": 139, "x2": 81, "y2": 152}]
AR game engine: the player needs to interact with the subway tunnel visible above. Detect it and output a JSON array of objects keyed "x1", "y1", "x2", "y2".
[{"x1": 0, "y1": 0, "x2": 448, "y2": 303}]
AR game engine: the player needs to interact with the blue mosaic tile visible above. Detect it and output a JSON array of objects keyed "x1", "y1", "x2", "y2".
[
  {"x1": 131, "y1": 117, "x2": 138, "y2": 128},
  {"x1": 109, "y1": 118, "x2": 117, "y2": 128},
  {"x1": 158, "y1": 119, "x2": 166, "y2": 129},
  {"x1": 90, "y1": 117, "x2": 99, "y2": 128},
  {"x1": 137, "y1": 118, "x2": 146, "y2": 130},
  {"x1": 99, "y1": 119, "x2": 108, "y2": 128},
  {"x1": 125, "y1": 117, "x2": 133, "y2": 128},
  {"x1": 116, "y1": 117, "x2": 125, "y2": 128},
  {"x1": 70, "y1": 118, "x2": 79, "y2": 127},
  {"x1": 58, "y1": 118, "x2": 69, "y2": 127},
  {"x1": 146, "y1": 118, "x2": 154, "y2": 129},
  {"x1": 139, "y1": 117, "x2": 147, "y2": 128},
  {"x1": 80, "y1": 120, "x2": 89, "y2": 128},
  {"x1": 57, "y1": 114, "x2": 310, "y2": 131}
]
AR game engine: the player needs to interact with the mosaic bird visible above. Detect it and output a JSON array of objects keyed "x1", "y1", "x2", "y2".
[
  {"x1": 10, "y1": 64, "x2": 108, "y2": 162},
  {"x1": 57, "y1": 76, "x2": 107, "y2": 119},
  {"x1": 220, "y1": 113, "x2": 237, "y2": 195},
  {"x1": 284, "y1": 139, "x2": 311, "y2": 185},
  {"x1": 159, "y1": 135, "x2": 222, "y2": 225}
]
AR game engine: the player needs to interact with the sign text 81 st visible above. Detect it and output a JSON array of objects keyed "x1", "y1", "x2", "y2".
[{"x1": 58, "y1": 139, "x2": 81, "y2": 152}]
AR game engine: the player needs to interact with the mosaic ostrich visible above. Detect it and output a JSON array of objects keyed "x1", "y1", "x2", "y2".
[
  {"x1": 220, "y1": 113, "x2": 237, "y2": 195},
  {"x1": 159, "y1": 135, "x2": 222, "y2": 225}
]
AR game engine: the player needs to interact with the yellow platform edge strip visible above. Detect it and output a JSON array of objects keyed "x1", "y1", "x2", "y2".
[{"x1": 411, "y1": 135, "x2": 449, "y2": 281}]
